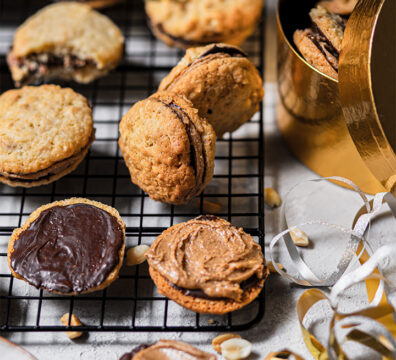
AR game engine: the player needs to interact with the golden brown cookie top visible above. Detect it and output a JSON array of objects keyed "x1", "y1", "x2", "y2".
[
  {"x1": 119, "y1": 92, "x2": 216, "y2": 205},
  {"x1": 318, "y1": 0, "x2": 358, "y2": 15},
  {"x1": 8, "y1": 198, "x2": 126, "y2": 294},
  {"x1": 127, "y1": 340, "x2": 216, "y2": 360},
  {"x1": 145, "y1": 0, "x2": 263, "y2": 46},
  {"x1": 159, "y1": 43, "x2": 264, "y2": 137},
  {"x1": 146, "y1": 215, "x2": 265, "y2": 301},
  {"x1": 11, "y1": 2, "x2": 124, "y2": 68},
  {"x1": 0, "y1": 85, "x2": 93, "y2": 175}
]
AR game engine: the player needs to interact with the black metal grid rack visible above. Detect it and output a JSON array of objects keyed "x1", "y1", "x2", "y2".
[{"x1": 0, "y1": 0, "x2": 265, "y2": 332}]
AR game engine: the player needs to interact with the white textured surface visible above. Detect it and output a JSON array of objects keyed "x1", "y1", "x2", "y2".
[{"x1": 1, "y1": 1, "x2": 393, "y2": 359}]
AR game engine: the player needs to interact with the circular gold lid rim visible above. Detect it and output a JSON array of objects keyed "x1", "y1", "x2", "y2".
[{"x1": 339, "y1": 0, "x2": 396, "y2": 192}]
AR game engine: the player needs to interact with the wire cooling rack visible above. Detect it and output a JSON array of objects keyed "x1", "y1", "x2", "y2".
[{"x1": 0, "y1": 0, "x2": 265, "y2": 332}]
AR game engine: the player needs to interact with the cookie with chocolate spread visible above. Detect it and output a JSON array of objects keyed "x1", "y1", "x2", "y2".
[
  {"x1": 119, "y1": 92, "x2": 216, "y2": 205},
  {"x1": 0, "y1": 85, "x2": 94, "y2": 187},
  {"x1": 52, "y1": 0, "x2": 124, "y2": 8},
  {"x1": 146, "y1": 215, "x2": 269, "y2": 314},
  {"x1": 159, "y1": 43, "x2": 264, "y2": 138},
  {"x1": 119, "y1": 340, "x2": 216, "y2": 360},
  {"x1": 7, "y1": 2, "x2": 124, "y2": 87},
  {"x1": 293, "y1": 6, "x2": 346, "y2": 80},
  {"x1": 8, "y1": 198, "x2": 126, "y2": 295},
  {"x1": 318, "y1": 0, "x2": 358, "y2": 15},
  {"x1": 145, "y1": 0, "x2": 263, "y2": 48}
]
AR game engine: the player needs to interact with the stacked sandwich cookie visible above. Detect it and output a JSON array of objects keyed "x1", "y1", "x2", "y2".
[
  {"x1": 52, "y1": 0, "x2": 124, "y2": 8},
  {"x1": 7, "y1": 2, "x2": 124, "y2": 87},
  {"x1": 0, "y1": 85, "x2": 94, "y2": 187},
  {"x1": 145, "y1": 0, "x2": 263, "y2": 49}
]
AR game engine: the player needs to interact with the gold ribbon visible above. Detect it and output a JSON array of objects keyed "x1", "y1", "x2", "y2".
[{"x1": 267, "y1": 177, "x2": 396, "y2": 360}]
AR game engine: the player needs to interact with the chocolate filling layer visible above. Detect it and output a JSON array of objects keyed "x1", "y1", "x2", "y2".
[
  {"x1": 198, "y1": 44, "x2": 248, "y2": 60},
  {"x1": 307, "y1": 26, "x2": 339, "y2": 71},
  {"x1": 10, "y1": 204, "x2": 123, "y2": 293},
  {"x1": 8, "y1": 51, "x2": 95, "y2": 86},
  {"x1": 153, "y1": 98, "x2": 206, "y2": 198},
  {"x1": 169, "y1": 275, "x2": 261, "y2": 301},
  {"x1": 154, "y1": 23, "x2": 214, "y2": 47}
]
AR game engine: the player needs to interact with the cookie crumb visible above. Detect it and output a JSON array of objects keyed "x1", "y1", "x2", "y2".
[{"x1": 267, "y1": 261, "x2": 284, "y2": 273}]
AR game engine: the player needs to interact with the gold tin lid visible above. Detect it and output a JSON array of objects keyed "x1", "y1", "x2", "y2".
[{"x1": 339, "y1": 0, "x2": 396, "y2": 192}]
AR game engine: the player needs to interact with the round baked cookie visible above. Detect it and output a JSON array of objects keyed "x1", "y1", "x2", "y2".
[
  {"x1": 119, "y1": 340, "x2": 216, "y2": 360},
  {"x1": 146, "y1": 215, "x2": 269, "y2": 314},
  {"x1": 159, "y1": 43, "x2": 264, "y2": 138},
  {"x1": 119, "y1": 92, "x2": 216, "y2": 205},
  {"x1": 145, "y1": 0, "x2": 263, "y2": 48},
  {"x1": 52, "y1": 0, "x2": 124, "y2": 8},
  {"x1": 7, "y1": 2, "x2": 124, "y2": 87},
  {"x1": 0, "y1": 85, "x2": 94, "y2": 187},
  {"x1": 318, "y1": 0, "x2": 358, "y2": 15},
  {"x1": 8, "y1": 198, "x2": 126, "y2": 295}
]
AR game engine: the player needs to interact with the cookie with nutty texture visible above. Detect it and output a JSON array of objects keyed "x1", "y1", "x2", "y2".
[
  {"x1": 318, "y1": 0, "x2": 358, "y2": 15},
  {"x1": 119, "y1": 92, "x2": 216, "y2": 205},
  {"x1": 7, "y1": 2, "x2": 124, "y2": 87},
  {"x1": 120, "y1": 340, "x2": 216, "y2": 360},
  {"x1": 159, "y1": 43, "x2": 264, "y2": 138},
  {"x1": 8, "y1": 198, "x2": 126, "y2": 295},
  {"x1": 145, "y1": 0, "x2": 263, "y2": 49},
  {"x1": 0, "y1": 85, "x2": 94, "y2": 187},
  {"x1": 53, "y1": 0, "x2": 124, "y2": 8},
  {"x1": 146, "y1": 215, "x2": 269, "y2": 314},
  {"x1": 294, "y1": 6, "x2": 346, "y2": 80}
]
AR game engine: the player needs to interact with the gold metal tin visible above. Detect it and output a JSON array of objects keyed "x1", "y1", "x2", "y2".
[{"x1": 276, "y1": 0, "x2": 395, "y2": 194}]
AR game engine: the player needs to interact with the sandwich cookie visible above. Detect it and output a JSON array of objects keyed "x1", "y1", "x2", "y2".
[
  {"x1": 119, "y1": 340, "x2": 216, "y2": 360},
  {"x1": 52, "y1": 0, "x2": 124, "y2": 8},
  {"x1": 119, "y1": 92, "x2": 216, "y2": 205},
  {"x1": 0, "y1": 85, "x2": 94, "y2": 187},
  {"x1": 145, "y1": 0, "x2": 263, "y2": 48},
  {"x1": 159, "y1": 43, "x2": 264, "y2": 138},
  {"x1": 8, "y1": 198, "x2": 126, "y2": 295},
  {"x1": 294, "y1": 6, "x2": 346, "y2": 80},
  {"x1": 7, "y1": 2, "x2": 124, "y2": 87},
  {"x1": 318, "y1": 0, "x2": 358, "y2": 15},
  {"x1": 146, "y1": 215, "x2": 269, "y2": 314}
]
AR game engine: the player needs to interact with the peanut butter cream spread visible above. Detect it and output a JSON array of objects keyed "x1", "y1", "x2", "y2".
[
  {"x1": 133, "y1": 340, "x2": 215, "y2": 360},
  {"x1": 146, "y1": 216, "x2": 265, "y2": 301}
]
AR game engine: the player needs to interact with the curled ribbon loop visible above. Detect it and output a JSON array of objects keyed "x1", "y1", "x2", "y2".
[{"x1": 268, "y1": 176, "x2": 396, "y2": 360}]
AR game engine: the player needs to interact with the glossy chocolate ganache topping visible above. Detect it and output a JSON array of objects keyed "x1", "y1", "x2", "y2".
[
  {"x1": 146, "y1": 215, "x2": 265, "y2": 301},
  {"x1": 120, "y1": 340, "x2": 216, "y2": 360},
  {"x1": 10, "y1": 204, "x2": 124, "y2": 293}
]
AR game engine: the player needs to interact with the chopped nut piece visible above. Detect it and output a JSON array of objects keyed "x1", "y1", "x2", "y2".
[
  {"x1": 264, "y1": 188, "x2": 282, "y2": 208},
  {"x1": 126, "y1": 245, "x2": 150, "y2": 266},
  {"x1": 212, "y1": 333, "x2": 241, "y2": 353},
  {"x1": 289, "y1": 227, "x2": 309, "y2": 247},
  {"x1": 60, "y1": 313, "x2": 83, "y2": 339},
  {"x1": 267, "y1": 261, "x2": 284, "y2": 273},
  {"x1": 208, "y1": 319, "x2": 216, "y2": 325},
  {"x1": 221, "y1": 338, "x2": 252, "y2": 360}
]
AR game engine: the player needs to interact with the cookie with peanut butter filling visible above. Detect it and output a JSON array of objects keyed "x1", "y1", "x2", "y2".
[
  {"x1": 119, "y1": 340, "x2": 216, "y2": 360},
  {"x1": 146, "y1": 215, "x2": 269, "y2": 314},
  {"x1": 0, "y1": 85, "x2": 94, "y2": 187},
  {"x1": 7, "y1": 2, "x2": 124, "y2": 87},
  {"x1": 119, "y1": 92, "x2": 216, "y2": 205},
  {"x1": 159, "y1": 43, "x2": 264, "y2": 138}
]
